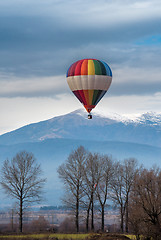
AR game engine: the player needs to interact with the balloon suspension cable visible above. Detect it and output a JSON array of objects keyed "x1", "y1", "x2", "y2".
[{"x1": 88, "y1": 113, "x2": 92, "y2": 119}]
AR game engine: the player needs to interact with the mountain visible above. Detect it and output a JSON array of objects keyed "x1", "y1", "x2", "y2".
[
  {"x1": 0, "y1": 109, "x2": 161, "y2": 206},
  {"x1": 0, "y1": 109, "x2": 161, "y2": 147}
]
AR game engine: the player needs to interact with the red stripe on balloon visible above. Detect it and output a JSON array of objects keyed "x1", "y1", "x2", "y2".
[
  {"x1": 74, "y1": 60, "x2": 84, "y2": 76},
  {"x1": 73, "y1": 89, "x2": 96, "y2": 113},
  {"x1": 84, "y1": 105, "x2": 96, "y2": 113},
  {"x1": 73, "y1": 90, "x2": 83, "y2": 103},
  {"x1": 73, "y1": 90, "x2": 87, "y2": 105},
  {"x1": 79, "y1": 90, "x2": 87, "y2": 105},
  {"x1": 68, "y1": 61, "x2": 78, "y2": 76}
]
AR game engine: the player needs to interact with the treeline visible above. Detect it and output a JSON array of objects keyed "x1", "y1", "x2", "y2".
[
  {"x1": 0, "y1": 148, "x2": 161, "y2": 239},
  {"x1": 58, "y1": 146, "x2": 161, "y2": 240}
]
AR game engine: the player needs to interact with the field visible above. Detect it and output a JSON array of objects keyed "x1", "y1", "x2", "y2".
[
  {"x1": 0, "y1": 233, "x2": 137, "y2": 240},
  {"x1": 0, "y1": 233, "x2": 88, "y2": 240}
]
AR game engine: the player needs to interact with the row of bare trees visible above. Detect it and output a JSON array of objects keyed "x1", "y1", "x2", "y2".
[
  {"x1": 58, "y1": 146, "x2": 161, "y2": 239},
  {"x1": 1, "y1": 148, "x2": 161, "y2": 239},
  {"x1": 57, "y1": 146, "x2": 138, "y2": 233}
]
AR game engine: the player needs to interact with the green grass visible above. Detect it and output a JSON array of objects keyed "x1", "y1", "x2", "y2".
[
  {"x1": 126, "y1": 235, "x2": 136, "y2": 240},
  {"x1": 49, "y1": 234, "x2": 88, "y2": 239},
  {"x1": 0, "y1": 233, "x2": 89, "y2": 240},
  {"x1": 126, "y1": 234, "x2": 144, "y2": 240},
  {"x1": 0, "y1": 233, "x2": 145, "y2": 240}
]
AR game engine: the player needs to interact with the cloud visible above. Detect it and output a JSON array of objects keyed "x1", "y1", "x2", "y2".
[
  {"x1": 0, "y1": 94, "x2": 80, "y2": 134},
  {"x1": 0, "y1": 75, "x2": 68, "y2": 97},
  {"x1": 0, "y1": 0, "x2": 161, "y2": 114},
  {"x1": 0, "y1": 59, "x2": 161, "y2": 99},
  {"x1": 97, "y1": 91, "x2": 161, "y2": 116},
  {"x1": 0, "y1": 0, "x2": 161, "y2": 80}
]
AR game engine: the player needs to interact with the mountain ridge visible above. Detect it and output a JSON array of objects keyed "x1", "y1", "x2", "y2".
[{"x1": 0, "y1": 109, "x2": 161, "y2": 147}]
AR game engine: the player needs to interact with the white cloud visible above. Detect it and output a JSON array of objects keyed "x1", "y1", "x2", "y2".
[
  {"x1": 113, "y1": 66, "x2": 161, "y2": 84},
  {"x1": 0, "y1": 75, "x2": 67, "y2": 97},
  {"x1": 0, "y1": 94, "x2": 79, "y2": 134},
  {"x1": 97, "y1": 92, "x2": 161, "y2": 116}
]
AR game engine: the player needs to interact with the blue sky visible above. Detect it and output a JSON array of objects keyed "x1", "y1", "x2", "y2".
[{"x1": 0, "y1": 0, "x2": 161, "y2": 134}]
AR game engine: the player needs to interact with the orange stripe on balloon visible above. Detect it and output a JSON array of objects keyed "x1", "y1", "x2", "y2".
[
  {"x1": 81, "y1": 59, "x2": 88, "y2": 75},
  {"x1": 83, "y1": 90, "x2": 90, "y2": 106}
]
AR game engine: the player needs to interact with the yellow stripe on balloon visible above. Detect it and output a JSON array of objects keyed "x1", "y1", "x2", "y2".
[
  {"x1": 88, "y1": 60, "x2": 95, "y2": 75},
  {"x1": 88, "y1": 89, "x2": 94, "y2": 105}
]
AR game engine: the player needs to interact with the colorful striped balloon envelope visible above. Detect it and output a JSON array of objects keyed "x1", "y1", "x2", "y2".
[{"x1": 66, "y1": 58, "x2": 112, "y2": 115}]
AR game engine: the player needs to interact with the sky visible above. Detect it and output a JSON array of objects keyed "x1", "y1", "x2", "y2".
[{"x1": 0, "y1": 0, "x2": 161, "y2": 134}]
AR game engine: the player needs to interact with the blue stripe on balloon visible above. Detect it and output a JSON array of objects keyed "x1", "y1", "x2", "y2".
[
  {"x1": 95, "y1": 90, "x2": 107, "y2": 105},
  {"x1": 102, "y1": 61, "x2": 112, "y2": 77}
]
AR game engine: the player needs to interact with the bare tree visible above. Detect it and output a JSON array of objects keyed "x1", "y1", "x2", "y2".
[
  {"x1": 82, "y1": 152, "x2": 101, "y2": 232},
  {"x1": 128, "y1": 196, "x2": 145, "y2": 240},
  {"x1": 96, "y1": 155, "x2": 113, "y2": 232},
  {"x1": 130, "y1": 167, "x2": 161, "y2": 239},
  {"x1": 110, "y1": 161, "x2": 126, "y2": 232},
  {"x1": 123, "y1": 158, "x2": 138, "y2": 232},
  {"x1": 57, "y1": 146, "x2": 87, "y2": 232},
  {"x1": 0, "y1": 151, "x2": 46, "y2": 233},
  {"x1": 110, "y1": 159, "x2": 137, "y2": 233}
]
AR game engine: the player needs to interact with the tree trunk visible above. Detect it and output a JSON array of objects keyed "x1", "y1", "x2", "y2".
[
  {"x1": 19, "y1": 197, "x2": 23, "y2": 232},
  {"x1": 91, "y1": 192, "x2": 94, "y2": 231},
  {"x1": 86, "y1": 196, "x2": 93, "y2": 232},
  {"x1": 76, "y1": 184, "x2": 79, "y2": 232},
  {"x1": 86, "y1": 207, "x2": 90, "y2": 232},
  {"x1": 120, "y1": 206, "x2": 124, "y2": 233},
  {"x1": 125, "y1": 200, "x2": 128, "y2": 233},
  {"x1": 136, "y1": 234, "x2": 140, "y2": 240},
  {"x1": 11, "y1": 209, "x2": 14, "y2": 231},
  {"x1": 101, "y1": 205, "x2": 104, "y2": 232}
]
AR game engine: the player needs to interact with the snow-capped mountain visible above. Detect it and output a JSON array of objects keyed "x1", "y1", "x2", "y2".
[
  {"x1": 0, "y1": 109, "x2": 161, "y2": 147},
  {"x1": 0, "y1": 109, "x2": 161, "y2": 206}
]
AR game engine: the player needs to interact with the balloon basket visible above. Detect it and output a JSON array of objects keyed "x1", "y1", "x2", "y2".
[{"x1": 88, "y1": 114, "x2": 92, "y2": 119}]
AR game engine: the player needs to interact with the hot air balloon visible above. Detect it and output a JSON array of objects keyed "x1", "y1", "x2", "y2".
[{"x1": 66, "y1": 59, "x2": 112, "y2": 119}]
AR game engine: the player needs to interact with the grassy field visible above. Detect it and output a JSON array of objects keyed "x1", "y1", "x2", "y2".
[
  {"x1": 0, "y1": 233, "x2": 89, "y2": 240},
  {"x1": 126, "y1": 235, "x2": 136, "y2": 240},
  {"x1": 0, "y1": 233, "x2": 140, "y2": 240},
  {"x1": 126, "y1": 235, "x2": 145, "y2": 240}
]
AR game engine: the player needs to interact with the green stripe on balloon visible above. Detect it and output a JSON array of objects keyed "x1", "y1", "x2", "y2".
[
  {"x1": 92, "y1": 90, "x2": 101, "y2": 105},
  {"x1": 97, "y1": 60, "x2": 106, "y2": 75},
  {"x1": 93, "y1": 60, "x2": 102, "y2": 75}
]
